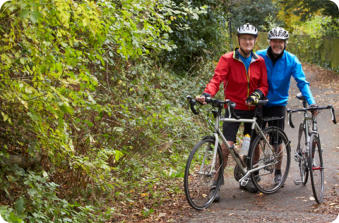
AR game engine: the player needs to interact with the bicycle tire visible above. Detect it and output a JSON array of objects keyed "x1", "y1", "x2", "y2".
[
  {"x1": 309, "y1": 133, "x2": 324, "y2": 204},
  {"x1": 184, "y1": 136, "x2": 223, "y2": 210},
  {"x1": 296, "y1": 123, "x2": 308, "y2": 185},
  {"x1": 249, "y1": 126, "x2": 291, "y2": 194}
]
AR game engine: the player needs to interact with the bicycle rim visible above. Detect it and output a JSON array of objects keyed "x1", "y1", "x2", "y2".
[
  {"x1": 309, "y1": 134, "x2": 324, "y2": 203},
  {"x1": 184, "y1": 137, "x2": 223, "y2": 210},
  {"x1": 250, "y1": 127, "x2": 291, "y2": 194},
  {"x1": 297, "y1": 124, "x2": 308, "y2": 185}
]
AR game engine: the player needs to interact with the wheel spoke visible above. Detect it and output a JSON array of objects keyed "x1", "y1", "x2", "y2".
[
  {"x1": 250, "y1": 127, "x2": 290, "y2": 194},
  {"x1": 184, "y1": 137, "x2": 223, "y2": 209}
]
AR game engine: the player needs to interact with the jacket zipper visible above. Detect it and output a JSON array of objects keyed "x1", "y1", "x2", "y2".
[
  {"x1": 234, "y1": 51, "x2": 257, "y2": 110},
  {"x1": 238, "y1": 59, "x2": 251, "y2": 110},
  {"x1": 246, "y1": 65, "x2": 251, "y2": 110}
]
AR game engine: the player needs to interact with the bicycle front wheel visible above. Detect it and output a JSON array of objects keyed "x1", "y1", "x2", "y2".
[
  {"x1": 249, "y1": 127, "x2": 291, "y2": 194},
  {"x1": 184, "y1": 136, "x2": 223, "y2": 210},
  {"x1": 296, "y1": 123, "x2": 309, "y2": 185},
  {"x1": 309, "y1": 133, "x2": 324, "y2": 204}
]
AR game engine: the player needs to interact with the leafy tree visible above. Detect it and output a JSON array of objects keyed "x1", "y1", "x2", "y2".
[
  {"x1": 278, "y1": 0, "x2": 339, "y2": 21},
  {"x1": 276, "y1": 0, "x2": 339, "y2": 37},
  {"x1": 163, "y1": 0, "x2": 229, "y2": 74},
  {"x1": 230, "y1": 0, "x2": 279, "y2": 31}
]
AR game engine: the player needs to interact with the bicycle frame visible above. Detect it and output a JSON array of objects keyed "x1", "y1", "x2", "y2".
[{"x1": 210, "y1": 108, "x2": 278, "y2": 186}]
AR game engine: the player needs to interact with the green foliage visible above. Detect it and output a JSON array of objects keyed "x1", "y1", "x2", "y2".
[
  {"x1": 22, "y1": 171, "x2": 99, "y2": 223},
  {"x1": 163, "y1": 0, "x2": 229, "y2": 73},
  {"x1": 231, "y1": 0, "x2": 279, "y2": 31},
  {"x1": 288, "y1": 35, "x2": 339, "y2": 72},
  {"x1": 0, "y1": 170, "x2": 111, "y2": 223},
  {"x1": 0, "y1": 0, "x2": 212, "y2": 221},
  {"x1": 99, "y1": 0, "x2": 175, "y2": 60},
  {"x1": 279, "y1": 0, "x2": 339, "y2": 21},
  {"x1": 274, "y1": 0, "x2": 339, "y2": 71},
  {"x1": 277, "y1": 0, "x2": 339, "y2": 37},
  {"x1": 0, "y1": 206, "x2": 24, "y2": 223},
  {"x1": 290, "y1": 15, "x2": 335, "y2": 38}
]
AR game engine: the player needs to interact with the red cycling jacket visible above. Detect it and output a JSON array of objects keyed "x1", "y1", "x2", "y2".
[{"x1": 204, "y1": 49, "x2": 268, "y2": 110}]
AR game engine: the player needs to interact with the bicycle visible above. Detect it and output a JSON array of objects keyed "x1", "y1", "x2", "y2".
[
  {"x1": 287, "y1": 93, "x2": 337, "y2": 204},
  {"x1": 184, "y1": 95, "x2": 291, "y2": 210}
]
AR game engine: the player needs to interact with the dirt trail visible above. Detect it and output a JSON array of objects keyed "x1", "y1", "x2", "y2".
[{"x1": 179, "y1": 64, "x2": 339, "y2": 223}]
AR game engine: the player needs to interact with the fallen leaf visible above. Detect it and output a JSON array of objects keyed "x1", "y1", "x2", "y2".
[
  {"x1": 141, "y1": 193, "x2": 148, "y2": 197},
  {"x1": 159, "y1": 213, "x2": 166, "y2": 218}
]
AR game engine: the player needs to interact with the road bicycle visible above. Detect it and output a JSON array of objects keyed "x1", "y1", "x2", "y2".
[
  {"x1": 287, "y1": 93, "x2": 336, "y2": 204},
  {"x1": 184, "y1": 96, "x2": 291, "y2": 210}
]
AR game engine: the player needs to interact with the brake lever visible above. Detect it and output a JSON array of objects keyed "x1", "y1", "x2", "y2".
[
  {"x1": 330, "y1": 106, "x2": 337, "y2": 124},
  {"x1": 287, "y1": 109, "x2": 295, "y2": 128},
  {"x1": 186, "y1": 95, "x2": 199, "y2": 115}
]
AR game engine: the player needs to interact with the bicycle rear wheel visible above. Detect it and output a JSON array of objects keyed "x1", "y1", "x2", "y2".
[
  {"x1": 184, "y1": 136, "x2": 223, "y2": 210},
  {"x1": 296, "y1": 123, "x2": 308, "y2": 185},
  {"x1": 309, "y1": 133, "x2": 324, "y2": 204},
  {"x1": 249, "y1": 127, "x2": 291, "y2": 194}
]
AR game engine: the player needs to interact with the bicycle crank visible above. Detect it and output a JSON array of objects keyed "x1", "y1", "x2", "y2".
[{"x1": 239, "y1": 176, "x2": 249, "y2": 187}]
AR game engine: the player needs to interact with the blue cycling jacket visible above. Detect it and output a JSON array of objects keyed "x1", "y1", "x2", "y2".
[{"x1": 256, "y1": 48, "x2": 315, "y2": 106}]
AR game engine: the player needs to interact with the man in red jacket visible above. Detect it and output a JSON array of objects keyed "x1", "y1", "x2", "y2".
[{"x1": 196, "y1": 23, "x2": 268, "y2": 201}]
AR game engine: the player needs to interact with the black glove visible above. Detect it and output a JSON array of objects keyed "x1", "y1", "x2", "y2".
[
  {"x1": 246, "y1": 89, "x2": 263, "y2": 105},
  {"x1": 202, "y1": 92, "x2": 211, "y2": 98}
]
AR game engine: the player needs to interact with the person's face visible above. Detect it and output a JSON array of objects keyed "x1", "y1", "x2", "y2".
[
  {"x1": 238, "y1": 34, "x2": 256, "y2": 54},
  {"x1": 270, "y1": 39, "x2": 285, "y2": 55}
]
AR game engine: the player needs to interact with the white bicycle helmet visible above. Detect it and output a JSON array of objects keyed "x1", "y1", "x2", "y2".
[
  {"x1": 268, "y1": 27, "x2": 289, "y2": 40},
  {"x1": 237, "y1": 23, "x2": 258, "y2": 36}
]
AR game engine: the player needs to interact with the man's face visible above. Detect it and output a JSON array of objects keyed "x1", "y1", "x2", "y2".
[
  {"x1": 238, "y1": 34, "x2": 256, "y2": 54},
  {"x1": 270, "y1": 39, "x2": 285, "y2": 55}
]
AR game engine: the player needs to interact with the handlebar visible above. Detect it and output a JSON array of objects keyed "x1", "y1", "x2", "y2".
[
  {"x1": 186, "y1": 95, "x2": 236, "y2": 116},
  {"x1": 186, "y1": 95, "x2": 200, "y2": 115},
  {"x1": 287, "y1": 105, "x2": 337, "y2": 128},
  {"x1": 186, "y1": 95, "x2": 268, "y2": 119}
]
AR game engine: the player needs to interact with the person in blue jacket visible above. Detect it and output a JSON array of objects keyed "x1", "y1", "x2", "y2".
[{"x1": 256, "y1": 27, "x2": 317, "y2": 186}]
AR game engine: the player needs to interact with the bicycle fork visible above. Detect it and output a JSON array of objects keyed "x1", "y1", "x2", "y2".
[{"x1": 203, "y1": 133, "x2": 220, "y2": 176}]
